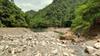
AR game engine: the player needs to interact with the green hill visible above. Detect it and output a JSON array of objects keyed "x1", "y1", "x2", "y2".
[
  {"x1": 28, "y1": 0, "x2": 86, "y2": 28},
  {"x1": 0, "y1": 0, "x2": 87, "y2": 28}
]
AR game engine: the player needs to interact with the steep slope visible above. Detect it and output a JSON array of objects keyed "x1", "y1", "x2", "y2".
[
  {"x1": 30, "y1": 0, "x2": 86, "y2": 28},
  {"x1": 0, "y1": 0, "x2": 28, "y2": 27}
]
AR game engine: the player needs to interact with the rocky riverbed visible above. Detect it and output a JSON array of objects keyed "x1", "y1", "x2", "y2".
[{"x1": 0, "y1": 28, "x2": 100, "y2": 56}]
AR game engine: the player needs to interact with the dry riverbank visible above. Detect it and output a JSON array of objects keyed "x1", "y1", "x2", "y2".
[{"x1": 0, "y1": 28, "x2": 100, "y2": 56}]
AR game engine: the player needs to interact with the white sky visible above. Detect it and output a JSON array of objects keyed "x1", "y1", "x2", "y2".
[{"x1": 14, "y1": 0, "x2": 53, "y2": 12}]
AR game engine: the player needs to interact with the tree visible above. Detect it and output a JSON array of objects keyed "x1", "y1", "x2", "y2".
[
  {"x1": 71, "y1": 0, "x2": 100, "y2": 34},
  {"x1": 0, "y1": 0, "x2": 28, "y2": 27},
  {"x1": 30, "y1": 0, "x2": 86, "y2": 28}
]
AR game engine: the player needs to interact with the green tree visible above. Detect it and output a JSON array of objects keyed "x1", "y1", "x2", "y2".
[
  {"x1": 71, "y1": 0, "x2": 100, "y2": 34},
  {"x1": 0, "y1": 0, "x2": 28, "y2": 27},
  {"x1": 30, "y1": 0, "x2": 86, "y2": 28}
]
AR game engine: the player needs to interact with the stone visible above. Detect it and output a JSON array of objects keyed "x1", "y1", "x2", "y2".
[
  {"x1": 35, "y1": 52, "x2": 42, "y2": 56},
  {"x1": 94, "y1": 43, "x2": 100, "y2": 49},
  {"x1": 69, "y1": 54, "x2": 77, "y2": 56},
  {"x1": 52, "y1": 49, "x2": 58, "y2": 54},
  {"x1": 67, "y1": 48, "x2": 75, "y2": 53},
  {"x1": 85, "y1": 46, "x2": 96, "y2": 54},
  {"x1": 97, "y1": 39, "x2": 100, "y2": 42},
  {"x1": 63, "y1": 52, "x2": 69, "y2": 56},
  {"x1": 92, "y1": 50, "x2": 100, "y2": 56},
  {"x1": 0, "y1": 46, "x2": 4, "y2": 50},
  {"x1": 41, "y1": 41, "x2": 46, "y2": 46}
]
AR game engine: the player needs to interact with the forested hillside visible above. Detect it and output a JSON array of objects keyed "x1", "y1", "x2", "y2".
[
  {"x1": 28, "y1": 0, "x2": 86, "y2": 28},
  {"x1": 0, "y1": 0, "x2": 88, "y2": 28}
]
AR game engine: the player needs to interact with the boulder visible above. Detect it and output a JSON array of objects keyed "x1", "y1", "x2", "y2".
[
  {"x1": 94, "y1": 43, "x2": 100, "y2": 49},
  {"x1": 85, "y1": 46, "x2": 96, "y2": 54},
  {"x1": 92, "y1": 50, "x2": 100, "y2": 56}
]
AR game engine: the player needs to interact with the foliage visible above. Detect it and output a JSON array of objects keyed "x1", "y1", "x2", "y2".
[
  {"x1": 28, "y1": 0, "x2": 86, "y2": 28},
  {"x1": 71, "y1": 0, "x2": 100, "y2": 33},
  {"x1": 0, "y1": 0, "x2": 28, "y2": 27},
  {"x1": 0, "y1": 0, "x2": 86, "y2": 28},
  {"x1": 25, "y1": 10, "x2": 36, "y2": 27}
]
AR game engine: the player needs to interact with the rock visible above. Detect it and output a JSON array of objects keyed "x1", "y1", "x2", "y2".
[
  {"x1": 97, "y1": 39, "x2": 100, "y2": 42},
  {"x1": 63, "y1": 52, "x2": 69, "y2": 56},
  {"x1": 41, "y1": 41, "x2": 46, "y2": 46},
  {"x1": 69, "y1": 54, "x2": 77, "y2": 56},
  {"x1": 52, "y1": 49, "x2": 58, "y2": 54},
  {"x1": 85, "y1": 46, "x2": 96, "y2": 54},
  {"x1": 35, "y1": 52, "x2": 42, "y2": 56},
  {"x1": 92, "y1": 50, "x2": 100, "y2": 56},
  {"x1": 59, "y1": 32, "x2": 75, "y2": 40},
  {"x1": 12, "y1": 54, "x2": 17, "y2": 56},
  {"x1": 0, "y1": 45, "x2": 4, "y2": 50},
  {"x1": 71, "y1": 37, "x2": 79, "y2": 42},
  {"x1": 94, "y1": 43, "x2": 100, "y2": 49},
  {"x1": 68, "y1": 49, "x2": 75, "y2": 53}
]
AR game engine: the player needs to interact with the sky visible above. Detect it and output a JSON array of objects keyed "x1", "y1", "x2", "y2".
[{"x1": 14, "y1": 0, "x2": 53, "y2": 12}]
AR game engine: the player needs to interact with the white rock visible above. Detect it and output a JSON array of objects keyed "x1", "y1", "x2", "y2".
[
  {"x1": 0, "y1": 46, "x2": 4, "y2": 50},
  {"x1": 5, "y1": 45, "x2": 9, "y2": 49},
  {"x1": 69, "y1": 54, "x2": 77, "y2": 56},
  {"x1": 52, "y1": 49, "x2": 58, "y2": 54},
  {"x1": 67, "y1": 48, "x2": 75, "y2": 53},
  {"x1": 12, "y1": 54, "x2": 17, "y2": 56},
  {"x1": 94, "y1": 43, "x2": 100, "y2": 49},
  {"x1": 57, "y1": 43, "x2": 66, "y2": 46},
  {"x1": 35, "y1": 52, "x2": 42, "y2": 56},
  {"x1": 63, "y1": 52, "x2": 69, "y2": 56},
  {"x1": 92, "y1": 50, "x2": 100, "y2": 56},
  {"x1": 41, "y1": 41, "x2": 46, "y2": 46},
  {"x1": 85, "y1": 46, "x2": 96, "y2": 54}
]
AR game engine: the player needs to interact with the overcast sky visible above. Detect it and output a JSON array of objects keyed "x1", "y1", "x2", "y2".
[{"x1": 14, "y1": 0, "x2": 53, "y2": 12}]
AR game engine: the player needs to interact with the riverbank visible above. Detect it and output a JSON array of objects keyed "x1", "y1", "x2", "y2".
[{"x1": 0, "y1": 28, "x2": 100, "y2": 56}]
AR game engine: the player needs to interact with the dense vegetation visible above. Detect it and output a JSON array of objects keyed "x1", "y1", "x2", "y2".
[
  {"x1": 27, "y1": 0, "x2": 86, "y2": 28},
  {"x1": 0, "y1": 0, "x2": 99, "y2": 34},
  {"x1": 71, "y1": 0, "x2": 100, "y2": 34},
  {"x1": 0, "y1": 0, "x2": 28, "y2": 27},
  {"x1": 0, "y1": 0, "x2": 86, "y2": 28}
]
